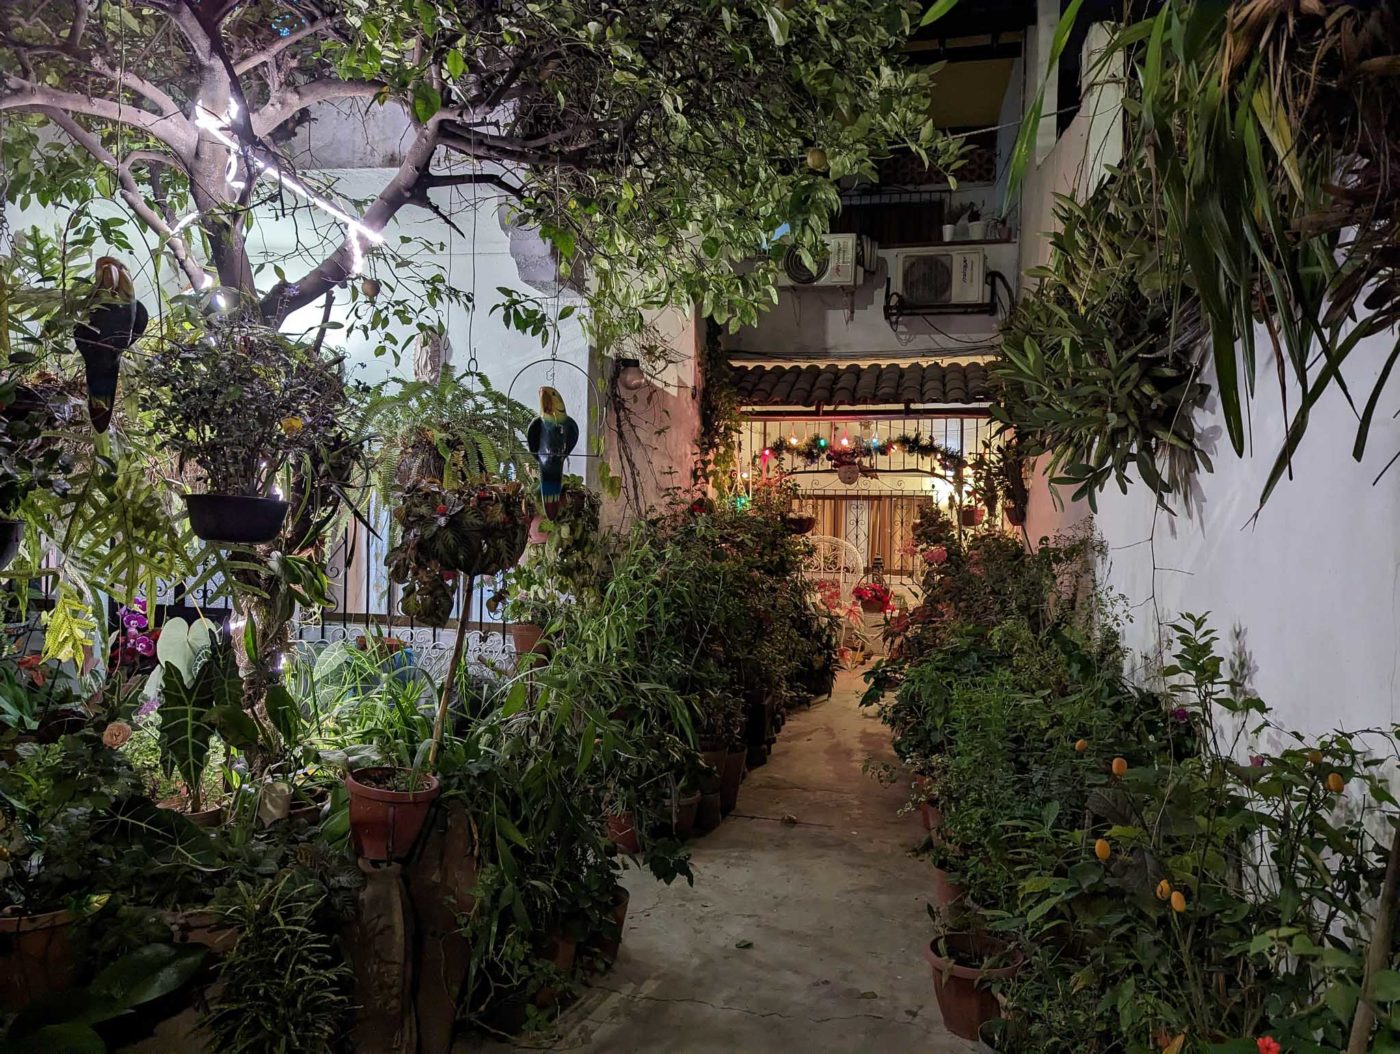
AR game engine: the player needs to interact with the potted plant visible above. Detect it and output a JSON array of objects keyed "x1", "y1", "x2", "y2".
[
  {"x1": 345, "y1": 765, "x2": 442, "y2": 861},
  {"x1": 853, "y1": 581, "x2": 893, "y2": 614},
  {"x1": 138, "y1": 316, "x2": 351, "y2": 545},
  {"x1": 781, "y1": 509, "x2": 817, "y2": 535},
  {"x1": 923, "y1": 927, "x2": 1023, "y2": 1041}
]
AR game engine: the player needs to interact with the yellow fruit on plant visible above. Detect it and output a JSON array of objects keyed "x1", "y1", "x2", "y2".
[
  {"x1": 1170, "y1": 890, "x2": 1187, "y2": 913},
  {"x1": 1074, "y1": 738, "x2": 1088, "y2": 753},
  {"x1": 805, "y1": 147, "x2": 829, "y2": 171},
  {"x1": 361, "y1": 277, "x2": 382, "y2": 299},
  {"x1": 1094, "y1": 838, "x2": 1112, "y2": 862},
  {"x1": 1306, "y1": 749, "x2": 1323, "y2": 765},
  {"x1": 1327, "y1": 772, "x2": 1346, "y2": 794},
  {"x1": 1155, "y1": 879, "x2": 1172, "y2": 901},
  {"x1": 1111, "y1": 757, "x2": 1129, "y2": 778}
]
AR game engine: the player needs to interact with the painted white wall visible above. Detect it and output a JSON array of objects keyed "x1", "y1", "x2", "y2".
[{"x1": 1096, "y1": 330, "x2": 1400, "y2": 736}]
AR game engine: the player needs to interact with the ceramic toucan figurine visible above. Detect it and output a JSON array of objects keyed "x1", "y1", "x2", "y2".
[
  {"x1": 73, "y1": 257, "x2": 148, "y2": 432},
  {"x1": 526, "y1": 386, "x2": 578, "y2": 519}
]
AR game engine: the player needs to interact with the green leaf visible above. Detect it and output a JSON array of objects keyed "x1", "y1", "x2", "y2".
[
  {"x1": 412, "y1": 84, "x2": 441, "y2": 124},
  {"x1": 264, "y1": 683, "x2": 301, "y2": 744},
  {"x1": 919, "y1": 0, "x2": 960, "y2": 27},
  {"x1": 90, "y1": 943, "x2": 206, "y2": 1011},
  {"x1": 5, "y1": 1023, "x2": 106, "y2": 1054},
  {"x1": 1372, "y1": 970, "x2": 1400, "y2": 1002}
]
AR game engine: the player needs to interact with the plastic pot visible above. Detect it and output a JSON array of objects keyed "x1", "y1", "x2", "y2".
[
  {"x1": 0, "y1": 908, "x2": 78, "y2": 1011},
  {"x1": 0, "y1": 519, "x2": 22, "y2": 570},
  {"x1": 924, "y1": 933, "x2": 1023, "y2": 1041},
  {"x1": 782, "y1": 513, "x2": 817, "y2": 535},
  {"x1": 185, "y1": 494, "x2": 289, "y2": 545},
  {"x1": 606, "y1": 811, "x2": 641, "y2": 855},
  {"x1": 930, "y1": 867, "x2": 965, "y2": 910},
  {"x1": 1005, "y1": 505, "x2": 1027, "y2": 527},
  {"x1": 346, "y1": 767, "x2": 441, "y2": 862},
  {"x1": 698, "y1": 748, "x2": 726, "y2": 795},
  {"x1": 533, "y1": 931, "x2": 577, "y2": 1008},
  {"x1": 719, "y1": 751, "x2": 746, "y2": 814}
]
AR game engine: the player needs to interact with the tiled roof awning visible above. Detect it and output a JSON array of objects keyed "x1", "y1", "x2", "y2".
[{"x1": 730, "y1": 361, "x2": 991, "y2": 408}]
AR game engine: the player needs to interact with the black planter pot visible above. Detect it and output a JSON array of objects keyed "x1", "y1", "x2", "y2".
[
  {"x1": 75, "y1": 297, "x2": 148, "y2": 434},
  {"x1": 0, "y1": 520, "x2": 22, "y2": 570},
  {"x1": 184, "y1": 494, "x2": 289, "y2": 545}
]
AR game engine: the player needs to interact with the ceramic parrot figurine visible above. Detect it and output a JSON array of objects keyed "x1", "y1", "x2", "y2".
[
  {"x1": 526, "y1": 386, "x2": 578, "y2": 519},
  {"x1": 73, "y1": 257, "x2": 148, "y2": 432}
]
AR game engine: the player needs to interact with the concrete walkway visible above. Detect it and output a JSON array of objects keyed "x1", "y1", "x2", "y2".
[{"x1": 477, "y1": 670, "x2": 979, "y2": 1053}]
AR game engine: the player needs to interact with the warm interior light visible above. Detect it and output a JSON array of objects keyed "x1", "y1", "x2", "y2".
[{"x1": 616, "y1": 357, "x2": 647, "y2": 392}]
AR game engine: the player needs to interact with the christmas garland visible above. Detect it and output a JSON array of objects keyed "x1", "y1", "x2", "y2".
[{"x1": 763, "y1": 432, "x2": 966, "y2": 470}]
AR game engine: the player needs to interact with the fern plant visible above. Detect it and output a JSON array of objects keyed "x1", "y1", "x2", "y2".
[{"x1": 363, "y1": 367, "x2": 535, "y2": 501}]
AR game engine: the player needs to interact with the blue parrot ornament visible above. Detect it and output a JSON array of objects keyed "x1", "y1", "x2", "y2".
[{"x1": 526, "y1": 386, "x2": 578, "y2": 519}]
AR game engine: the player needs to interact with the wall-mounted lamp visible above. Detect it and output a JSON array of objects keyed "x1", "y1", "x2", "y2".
[{"x1": 615, "y1": 357, "x2": 648, "y2": 392}]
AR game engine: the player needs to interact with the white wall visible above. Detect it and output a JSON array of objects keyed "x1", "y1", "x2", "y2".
[{"x1": 1097, "y1": 331, "x2": 1400, "y2": 736}]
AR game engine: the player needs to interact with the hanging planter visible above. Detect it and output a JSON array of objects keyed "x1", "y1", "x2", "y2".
[
  {"x1": 1005, "y1": 504, "x2": 1027, "y2": 527},
  {"x1": 782, "y1": 511, "x2": 817, "y2": 535},
  {"x1": 960, "y1": 506, "x2": 986, "y2": 528},
  {"x1": 346, "y1": 766, "x2": 442, "y2": 862},
  {"x1": 184, "y1": 494, "x2": 290, "y2": 545}
]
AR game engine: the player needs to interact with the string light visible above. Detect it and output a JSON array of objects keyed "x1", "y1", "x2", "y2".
[{"x1": 190, "y1": 100, "x2": 385, "y2": 277}]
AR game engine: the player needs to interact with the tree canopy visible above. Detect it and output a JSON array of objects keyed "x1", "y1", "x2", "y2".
[{"x1": 1, "y1": 0, "x2": 960, "y2": 347}]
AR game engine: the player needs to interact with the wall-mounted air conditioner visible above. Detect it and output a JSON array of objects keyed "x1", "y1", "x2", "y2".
[
  {"x1": 777, "y1": 233, "x2": 878, "y2": 288},
  {"x1": 890, "y1": 248, "x2": 986, "y2": 307}
]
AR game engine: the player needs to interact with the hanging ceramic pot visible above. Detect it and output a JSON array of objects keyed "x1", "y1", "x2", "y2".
[{"x1": 184, "y1": 494, "x2": 290, "y2": 545}]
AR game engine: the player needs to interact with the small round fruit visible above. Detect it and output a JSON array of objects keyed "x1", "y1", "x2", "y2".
[
  {"x1": 1327, "y1": 772, "x2": 1345, "y2": 794},
  {"x1": 361, "y1": 277, "x2": 382, "y2": 299},
  {"x1": 1306, "y1": 749, "x2": 1323, "y2": 765},
  {"x1": 805, "y1": 146, "x2": 829, "y2": 171},
  {"x1": 1074, "y1": 738, "x2": 1088, "y2": 754},
  {"x1": 1111, "y1": 757, "x2": 1129, "y2": 778},
  {"x1": 1155, "y1": 878, "x2": 1172, "y2": 901},
  {"x1": 1094, "y1": 838, "x2": 1111, "y2": 862},
  {"x1": 1170, "y1": 890, "x2": 1187, "y2": 913}
]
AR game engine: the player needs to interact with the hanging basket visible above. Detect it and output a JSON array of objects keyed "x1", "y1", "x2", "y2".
[
  {"x1": 185, "y1": 494, "x2": 289, "y2": 545},
  {"x1": 0, "y1": 520, "x2": 23, "y2": 570}
]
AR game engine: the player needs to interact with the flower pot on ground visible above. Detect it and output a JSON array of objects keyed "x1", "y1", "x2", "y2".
[
  {"x1": 698, "y1": 747, "x2": 726, "y2": 795},
  {"x1": 930, "y1": 867, "x2": 965, "y2": 911},
  {"x1": 345, "y1": 767, "x2": 442, "y2": 862},
  {"x1": 588, "y1": 886, "x2": 631, "y2": 965},
  {"x1": 696, "y1": 790, "x2": 723, "y2": 831},
  {"x1": 719, "y1": 750, "x2": 746, "y2": 814},
  {"x1": 184, "y1": 493, "x2": 290, "y2": 545},
  {"x1": 0, "y1": 908, "x2": 78, "y2": 1011},
  {"x1": 924, "y1": 932, "x2": 1023, "y2": 1041},
  {"x1": 606, "y1": 811, "x2": 641, "y2": 855},
  {"x1": 675, "y1": 789, "x2": 701, "y2": 838},
  {"x1": 533, "y1": 931, "x2": 577, "y2": 1008}
]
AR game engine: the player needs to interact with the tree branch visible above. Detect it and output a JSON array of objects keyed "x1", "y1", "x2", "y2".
[
  {"x1": 260, "y1": 124, "x2": 443, "y2": 323},
  {"x1": 250, "y1": 79, "x2": 388, "y2": 137},
  {"x1": 41, "y1": 107, "x2": 206, "y2": 289},
  {"x1": 0, "y1": 78, "x2": 196, "y2": 155},
  {"x1": 234, "y1": 18, "x2": 334, "y2": 75}
]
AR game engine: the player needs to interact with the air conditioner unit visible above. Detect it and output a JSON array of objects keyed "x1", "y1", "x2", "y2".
[
  {"x1": 777, "y1": 233, "x2": 878, "y2": 288},
  {"x1": 891, "y1": 248, "x2": 986, "y2": 307}
]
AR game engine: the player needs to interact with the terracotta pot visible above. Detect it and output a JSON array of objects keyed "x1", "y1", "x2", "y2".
[
  {"x1": 719, "y1": 751, "x2": 746, "y2": 814},
  {"x1": 533, "y1": 931, "x2": 577, "y2": 1008},
  {"x1": 185, "y1": 494, "x2": 289, "y2": 545},
  {"x1": 675, "y1": 790, "x2": 701, "y2": 838},
  {"x1": 860, "y1": 598, "x2": 887, "y2": 614},
  {"x1": 695, "y1": 790, "x2": 723, "y2": 831},
  {"x1": 924, "y1": 933, "x2": 1023, "y2": 1041},
  {"x1": 592, "y1": 886, "x2": 631, "y2": 964},
  {"x1": 346, "y1": 767, "x2": 442, "y2": 862},
  {"x1": 0, "y1": 908, "x2": 78, "y2": 1011},
  {"x1": 921, "y1": 802, "x2": 944, "y2": 839},
  {"x1": 606, "y1": 811, "x2": 641, "y2": 855},
  {"x1": 0, "y1": 519, "x2": 23, "y2": 570},
  {"x1": 157, "y1": 800, "x2": 225, "y2": 827},
  {"x1": 930, "y1": 867, "x2": 965, "y2": 910},
  {"x1": 509, "y1": 622, "x2": 550, "y2": 658},
  {"x1": 163, "y1": 908, "x2": 240, "y2": 957},
  {"x1": 959, "y1": 506, "x2": 986, "y2": 528}
]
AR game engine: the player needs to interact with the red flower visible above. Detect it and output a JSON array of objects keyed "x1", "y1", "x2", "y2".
[
  {"x1": 1257, "y1": 1038, "x2": 1281, "y2": 1054},
  {"x1": 16, "y1": 654, "x2": 46, "y2": 688},
  {"x1": 435, "y1": 504, "x2": 448, "y2": 516}
]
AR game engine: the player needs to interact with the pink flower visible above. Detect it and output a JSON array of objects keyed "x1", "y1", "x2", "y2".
[
  {"x1": 1250, "y1": 755, "x2": 1266, "y2": 768},
  {"x1": 102, "y1": 721, "x2": 132, "y2": 749},
  {"x1": 1257, "y1": 1037, "x2": 1281, "y2": 1054},
  {"x1": 922, "y1": 545, "x2": 948, "y2": 566},
  {"x1": 1170, "y1": 707, "x2": 1189, "y2": 723}
]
